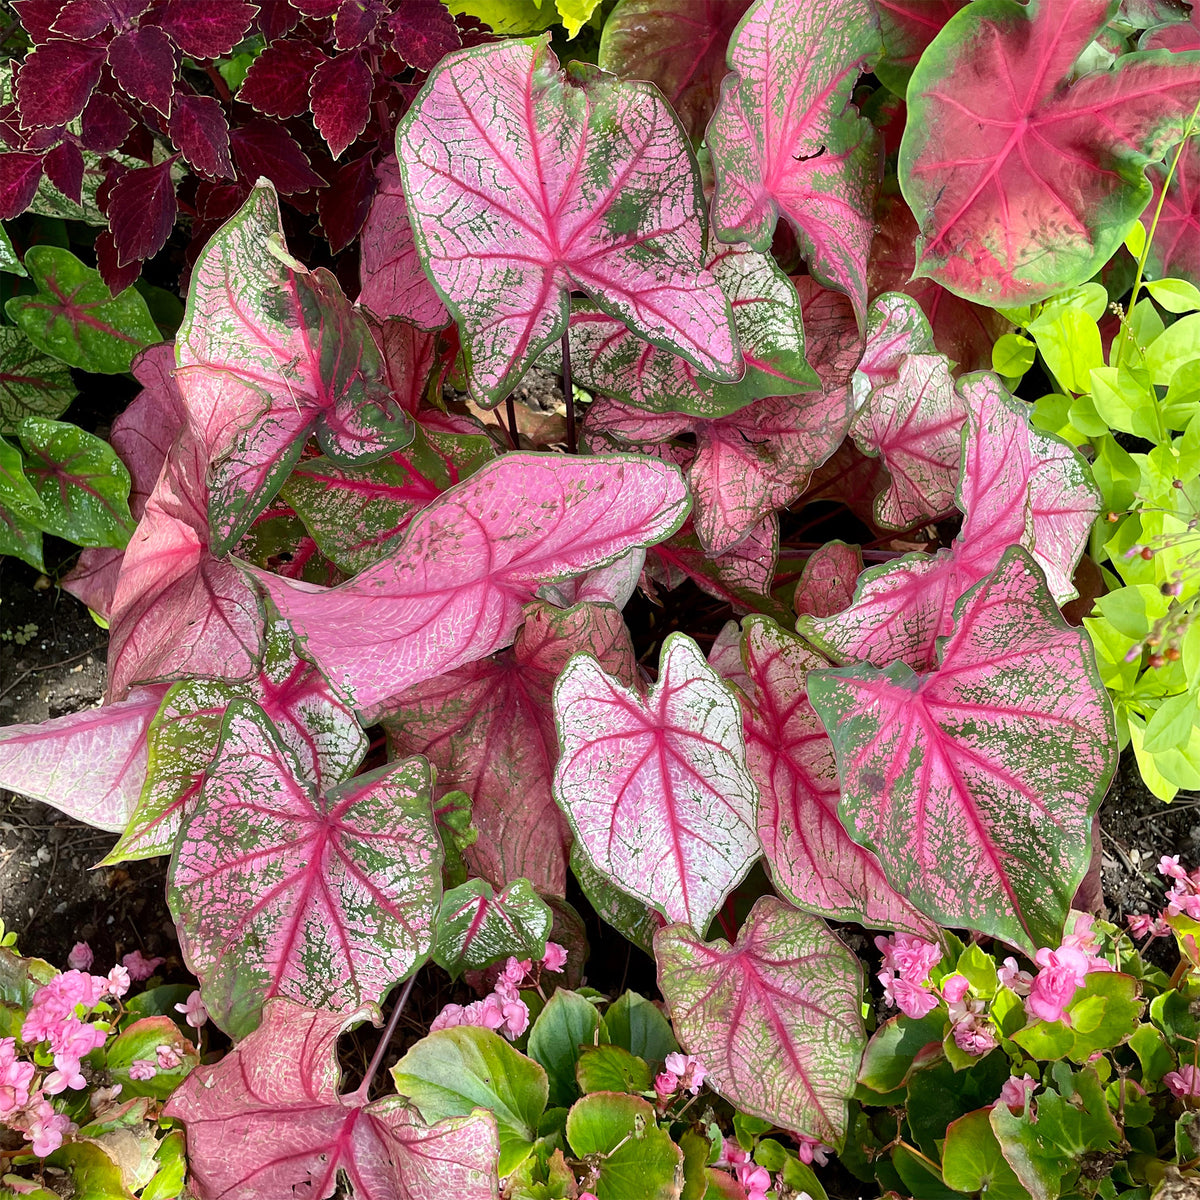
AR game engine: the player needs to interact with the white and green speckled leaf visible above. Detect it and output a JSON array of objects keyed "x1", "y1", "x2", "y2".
[
  {"x1": 0, "y1": 328, "x2": 78, "y2": 433},
  {"x1": 432, "y1": 878, "x2": 552, "y2": 978}
]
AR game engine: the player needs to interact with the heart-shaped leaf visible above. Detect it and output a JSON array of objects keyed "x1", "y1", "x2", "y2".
[
  {"x1": 873, "y1": 0, "x2": 968, "y2": 93},
  {"x1": 807, "y1": 547, "x2": 1117, "y2": 952},
  {"x1": 253, "y1": 452, "x2": 689, "y2": 715},
  {"x1": 431, "y1": 878, "x2": 553, "y2": 978},
  {"x1": 900, "y1": 0, "x2": 1200, "y2": 304},
  {"x1": 801, "y1": 372, "x2": 1099, "y2": 669},
  {"x1": 707, "y1": 0, "x2": 881, "y2": 317},
  {"x1": 792, "y1": 541, "x2": 862, "y2": 620},
  {"x1": 395, "y1": 36, "x2": 739, "y2": 406},
  {"x1": 731, "y1": 616, "x2": 931, "y2": 933},
  {"x1": 164, "y1": 1001, "x2": 500, "y2": 1200},
  {"x1": 597, "y1": 0, "x2": 750, "y2": 141},
  {"x1": 655, "y1": 895, "x2": 865, "y2": 1146},
  {"x1": 0, "y1": 327, "x2": 77, "y2": 432},
  {"x1": 168, "y1": 700, "x2": 440, "y2": 1037},
  {"x1": 553, "y1": 631, "x2": 760, "y2": 933},
  {"x1": 381, "y1": 600, "x2": 636, "y2": 893}
]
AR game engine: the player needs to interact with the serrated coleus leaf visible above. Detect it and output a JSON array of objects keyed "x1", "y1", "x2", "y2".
[
  {"x1": 0, "y1": 153, "x2": 44, "y2": 221},
  {"x1": 4, "y1": 245, "x2": 157, "y2": 373},
  {"x1": 801, "y1": 372, "x2": 1100, "y2": 669},
  {"x1": 559, "y1": 243, "x2": 818, "y2": 419},
  {"x1": 395, "y1": 36, "x2": 740, "y2": 407},
  {"x1": 107, "y1": 26, "x2": 176, "y2": 117},
  {"x1": 176, "y1": 183, "x2": 414, "y2": 551},
  {"x1": 731, "y1": 616, "x2": 932, "y2": 932},
  {"x1": 230, "y1": 120, "x2": 327, "y2": 194},
  {"x1": 381, "y1": 600, "x2": 636, "y2": 894},
  {"x1": 168, "y1": 94, "x2": 234, "y2": 181},
  {"x1": 792, "y1": 541, "x2": 862, "y2": 620},
  {"x1": 431, "y1": 878, "x2": 553, "y2": 977},
  {"x1": 310, "y1": 51, "x2": 372, "y2": 159},
  {"x1": 553, "y1": 631, "x2": 760, "y2": 933},
  {"x1": 15, "y1": 41, "x2": 104, "y2": 128},
  {"x1": 107, "y1": 610, "x2": 366, "y2": 863},
  {"x1": 164, "y1": 1000, "x2": 500, "y2": 1200},
  {"x1": 108, "y1": 160, "x2": 178, "y2": 268},
  {"x1": 358, "y1": 157, "x2": 450, "y2": 330},
  {"x1": 237, "y1": 38, "x2": 328, "y2": 120},
  {"x1": 0, "y1": 326, "x2": 77, "y2": 432},
  {"x1": 1145, "y1": 136, "x2": 1200, "y2": 289},
  {"x1": 656, "y1": 895, "x2": 865, "y2": 1145},
  {"x1": 168, "y1": 700, "x2": 440, "y2": 1038},
  {"x1": 597, "y1": 0, "x2": 751, "y2": 142},
  {"x1": 848, "y1": 353, "x2": 966, "y2": 529},
  {"x1": 160, "y1": 0, "x2": 257, "y2": 57},
  {"x1": 281, "y1": 426, "x2": 496, "y2": 576},
  {"x1": 899, "y1": 0, "x2": 1200, "y2": 305},
  {"x1": 807, "y1": 547, "x2": 1117, "y2": 952},
  {"x1": 254, "y1": 452, "x2": 689, "y2": 714},
  {"x1": 0, "y1": 685, "x2": 168, "y2": 831},
  {"x1": 707, "y1": 0, "x2": 881, "y2": 318}
]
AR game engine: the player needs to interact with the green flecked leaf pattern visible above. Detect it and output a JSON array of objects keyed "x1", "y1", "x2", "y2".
[
  {"x1": 0, "y1": 327, "x2": 78, "y2": 432},
  {"x1": 168, "y1": 700, "x2": 440, "y2": 1038},
  {"x1": 395, "y1": 36, "x2": 740, "y2": 407},
  {"x1": 431, "y1": 877, "x2": 553, "y2": 978},
  {"x1": 0, "y1": 223, "x2": 26, "y2": 275},
  {"x1": 4, "y1": 246, "x2": 158, "y2": 373},
  {"x1": 0, "y1": 432, "x2": 43, "y2": 519},
  {"x1": 807, "y1": 547, "x2": 1117, "y2": 953},
  {"x1": 0, "y1": 501, "x2": 44, "y2": 570},
  {"x1": 569, "y1": 842, "x2": 661, "y2": 956},
  {"x1": 656, "y1": 896, "x2": 865, "y2": 1147}
]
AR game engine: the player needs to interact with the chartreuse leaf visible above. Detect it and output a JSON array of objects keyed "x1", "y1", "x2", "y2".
[
  {"x1": 168, "y1": 701, "x2": 441, "y2": 1039},
  {"x1": 391, "y1": 1026, "x2": 549, "y2": 1176},
  {"x1": 565, "y1": 1093, "x2": 682, "y2": 1200},
  {"x1": 553, "y1": 631, "x2": 760, "y2": 933},
  {"x1": 707, "y1": 0, "x2": 880, "y2": 317},
  {"x1": 4, "y1": 246, "x2": 157, "y2": 373},
  {"x1": 432, "y1": 878, "x2": 552, "y2": 978},
  {"x1": 528, "y1": 989, "x2": 607, "y2": 1108},
  {"x1": 604, "y1": 991, "x2": 678, "y2": 1063},
  {"x1": 901, "y1": 0, "x2": 1200, "y2": 305},
  {"x1": 105, "y1": 1015, "x2": 199, "y2": 1100},
  {"x1": 443, "y1": 0, "x2": 557, "y2": 34},
  {"x1": 1011, "y1": 972, "x2": 1143, "y2": 1062},
  {"x1": 166, "y1": 1001, "x2": 500, "y2": 1200},
  {"x1": 396, "y1": 36, "x2": 738, "y2": 407},
  {"x1": 992, "y1": 333, "x2": 1036, "y2": 378},
  {"x1": 1145, "y1": 277, "x2": 1200, "y2": 312},
  {"x1": 17, "y1": 416, "x2": 134, "y2": 548},
  {"x1": 809, "y1": 548, "x2": 1115, "y2": 954},
  {"x1": 577, "y1": 1044, "x2": 654, "y2": 1095},
  {"x1": 0, "y1": 327, "x2": 77, "y2": 432},
  {"x1": 656, "y1": 896, "x2": 865, "y2": 1146}
]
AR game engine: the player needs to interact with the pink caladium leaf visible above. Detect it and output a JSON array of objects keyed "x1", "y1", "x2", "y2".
[
  {"x1": 792, "y1": 542, "x2": 862, "y2": 620},
  {"x1": 807, "y1": 547, "x2": 1117, "y2": 953},
  {"x1": 855, "y1": 291, "x2": 936, "y2": 393},
  {"x1": 281, "y1": 426, "x2": 496, "y2": 576},
  {"x1": 168, "y1": 700, "x2": 440, "y2": 1038},
  {"x1": 253, "y1": 452, "x2": 689, "y2": 714},
  {"x1": 655, "y1": 895, "x2": 865, "y2": 1145},
  {"x1": 731, "y1": 616, "x2": 932, "y2": 932},
  {"x1": 0, "y1": 685, "x2": 168, "y2": 831},
  {"x1": 707, "y1": 0, "x2": 881, "y2": 319},
  {"x1": 900, "y1": 0, "x2": 1200, "y2": 305},
  {"x1": 598, "y1": 0, "x2": 751, "y2": 141},
  {"x1": 849, "y1": 353, "x2": 966, "y2": 530},
  {"x1": 552, "y1": 631, "x2": 760, "y2": 933},
  {"x1": 873, "y1": 0, "x2": 968, "y2": 92},
  {"x1": 1142, "y1": 10, "x2": 1200, "y2": 50},
  {"x1": 358, "y1": 158, "x2": 451, "y2": 330},
  {"x1": 164, "y1": 1000, "x2": 500, "y2": 1200},
  {"x1": 381, "y1": 600, "x2": 636, "y2": 895},
  {"x1": 176, "y1": 183, "x2": 414, "y2": 552},
  {"x1": 395, "y1": 36, "x2": 740, "y2": 407},
  {"x1": 1145, "y1": 136, "x2": 1200, "y2": 288},
  {"x1": 431, "y1": 878, "x2": 553, "y2": 978},
  {"x1": 801, "y1": 373, "x2": 1100, "y2": 669},
  {"x1": 107, "y1": 610, "x2": 366, "y2": 863},
  {"x1": 557, "y1": 243, "x2": 819, "y2": 418}
]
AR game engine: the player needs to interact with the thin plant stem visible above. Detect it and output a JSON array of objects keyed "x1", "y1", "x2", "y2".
[
  {"x1": 562, "y1": 328, "x2": 576, "y2": 453},
  {"x1": 349, "y1": 973, "x2": 418, "y2": 1102},
  {"x1": 506, "y1": 395, "x2": 519, "y2": 449}
]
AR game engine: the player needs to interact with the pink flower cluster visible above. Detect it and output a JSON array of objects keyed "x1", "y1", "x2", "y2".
[
  {"x1": 1128, "y1": 856, "x2": 1200, "y2": 943},
  {"x1": 1025, "y1": 916, "x2": 1111, "y2": 1026},
  {"x1": 875, "y1": 934, "x2": 942, "y2": 1019},
  {"x1": 720, "y1": 1139, "x2": 773, "y2": 1200},
  {"x1": 941, "y1": 973, "x2": 997, "y2": 1057},
  {"x1": 654, "y1": 1052, "x2": 707, "y2": 1105},
  {"x1": 430, "y1": 944, "x2": 568, "y2": 1042},
  {"x1": 1165, "y1": 1064, "x2": 1200, "y2": 1100},
  {"x1": 998, "y1": 1073, "x2": 1037, "y2": 1114},
  {"x1": 796, "y1": 1133, "x2": 831, "y2": 1166}
]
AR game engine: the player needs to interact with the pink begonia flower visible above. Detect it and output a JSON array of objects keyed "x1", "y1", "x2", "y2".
[
  {"x1": 1128, "y1": 913, "x2": 1170, "y2": 940},
  {"x1": 654, "y1": 1071, "x2": 678, "y2": 1101},
  {"x1": 580, "y1": 1194, "x2": 599, "y2": 1200},
  {"x1": 0, "y1": 1039, "x2": 34, "y2": 1116},
  {"x1": 542, "y1": 942, "x2": 568, "y2": 973},
  {"x1": 953, "y1": 1016, "x2": 997, "y2": 1056},
  {"x1": 22, "y1": 971, "x2": 107, "y2": 1043},
  {"x1": 1026, "y1": 948, "x2": 1088, "y2": 1024},
  {"x1": 155, "y1": 1043, "x2": 183, "y2": 1070},
  {"x1": 1160, "y1": 855, "x2": 1188, "y2": 881},
  {"x1": 1165, "y1": 1065, "x2": 1200, "y2": 1099},
  {"x1": 875, "y1": 933, "x2": 941, "y2": 983},
  {"x1": 880, "y1": 972, "x2": 939, "y2": 1019},
  {"x1": 500, "y1": 957, "x2": 532, "y2": 988},
  {"x1": 663, "y1": 1052, "x2": 706, "y2": 1095},
  {"x1": 175, "y1": 991, "x2": 208, "y2": 1029},
  {"x1": 997, "y1": 956, "x2": 1034, "y2": 996},
  {"x1": 23, "y1": 1099, "x2": 73, "y2": 1157},
  {"x1": 501, "y1": 998, "x2": 529, "y2": 1039},
  {"x1": 999, "y1": 1074, "x2": 1038, "y2": 1112},
  {"x1": 67, "y1": 943, "x2": 93, "y2": 971},
  {"x1": 797, "y1": 1134, "x2": 831, "y2": 1166},
  {"x1": 122, "y1": 950, "x2": 165, "y2": 981},
  {"x1": 105, "y1": 965, "x2": 130, "y2": 998},
  {"x1": 719, "y1": 1138, "x2": 749, "y2": 1167},
  {"x1": 743, "y1": 1165, "x2": 771, "y2": 1200},
  {"x1": 941, "y1": 974, "x2": 970, "y2": 1004},
  {"x1": 43, "y1": 1066, "x2": 84, "y2": 1095},
  {"x1": 128, "y1": 1060, "x2": 157, "y2": 1081}
]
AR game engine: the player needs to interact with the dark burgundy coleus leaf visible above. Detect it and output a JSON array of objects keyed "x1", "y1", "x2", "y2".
[
  {"x1": 656, "y1": 896, "x2": 865, "y2": 1145},
  {"x1": 553, "y1": 632, "x2": 760, "y2": 933},
  {"x1": 309, "y1": 50, "x2": 372, "y2": 159},
  {"x1": 707, "y1": 0, "x2": 881, "y2": 319},
  {"x1": 230, "y1": 120, "x2": 327, "y2": 193},
  {"x1": 334, "y1": 0, "x2": 385, "y2": 48},
  {"x1": 164, "y1": 1001, "x2": 500, "y2": 1200},
  {"x1": 396, "y1": 36, "x2": 739, "y2": 406},
  {"x1": 0, "y1": 153, "x2": 44, "y2": 219},
  {"x1": 42, "y1": 140, "x2": 83, "y2": 203},
  {"x1": 108, "y1": 26, "x2": 177, "y2": 117},
  {"x1": 95, "y1": 227, "x2": 141, "y2": 295},
  {"x1": 12, "y1": 0, "x2": 71, "y2": 44},
  {"x1": 382, "y1": 600, "x2": 637, "y2": 897},
  {"x1": 597, "y1": 0, "x2": 751, "y2": 142},
  {"x1": 16, "y1": 41, "x2": 105, "y2": 128},
  {"x1": 237, "y1": 39, "x2": 328, "y2": 119},
  {"x1": 317, "y1": 150, "x2": 378, "y2": 253},
  {"x1": 168, "y1": 93, "x2": 233, "y2": 181},
  {"x1": 159, "y1": 0, "x2": 257, "y2": 58},
  {"x1": 53, "y1": 0, "x2": 151, "y2": 38},
  {"x1": 901, "y1": 0, "x2": 1200, "y2": 304},
  {"x1": 808, "y1": 547, "x2": 1118, "y2": 953},
  {"x1": 388, "y1": 0, "x2": 462, "y2": 71},
  {"x1": 107, "y1": 159, "x2": 177, "y2": 266}
]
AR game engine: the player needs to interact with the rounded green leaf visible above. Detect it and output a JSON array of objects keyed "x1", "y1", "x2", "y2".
[
  {"x1": 942, "y1": 1108, "x2": 1029, "y2": 1200},
  {"x1": 565, "y1": 1092, "x2": 682, "y2": 1200},
  {"x1": 576, "y1": 1044, "x2": 654, "y2": 1095},
  {"x1": 528, "y1": 988, "x2": 606, "y2": 1108}
]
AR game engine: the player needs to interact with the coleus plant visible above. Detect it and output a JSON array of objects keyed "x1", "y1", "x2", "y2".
[{"x1": 5, "y1": 0, "x2": 1200, "y2": 1196}]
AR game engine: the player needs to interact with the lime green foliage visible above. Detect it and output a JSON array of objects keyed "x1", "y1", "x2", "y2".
[{"x1": 442, "y1": 0, "x2": 602, "y2": 38}]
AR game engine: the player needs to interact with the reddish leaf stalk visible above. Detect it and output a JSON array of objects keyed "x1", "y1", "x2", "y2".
[
  {"x1": 506, "y1": 396, "x2": 519, "y2": 449},
  {"x1": 348, "y1": 972, "x2": 418, "y2": 1103}
]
